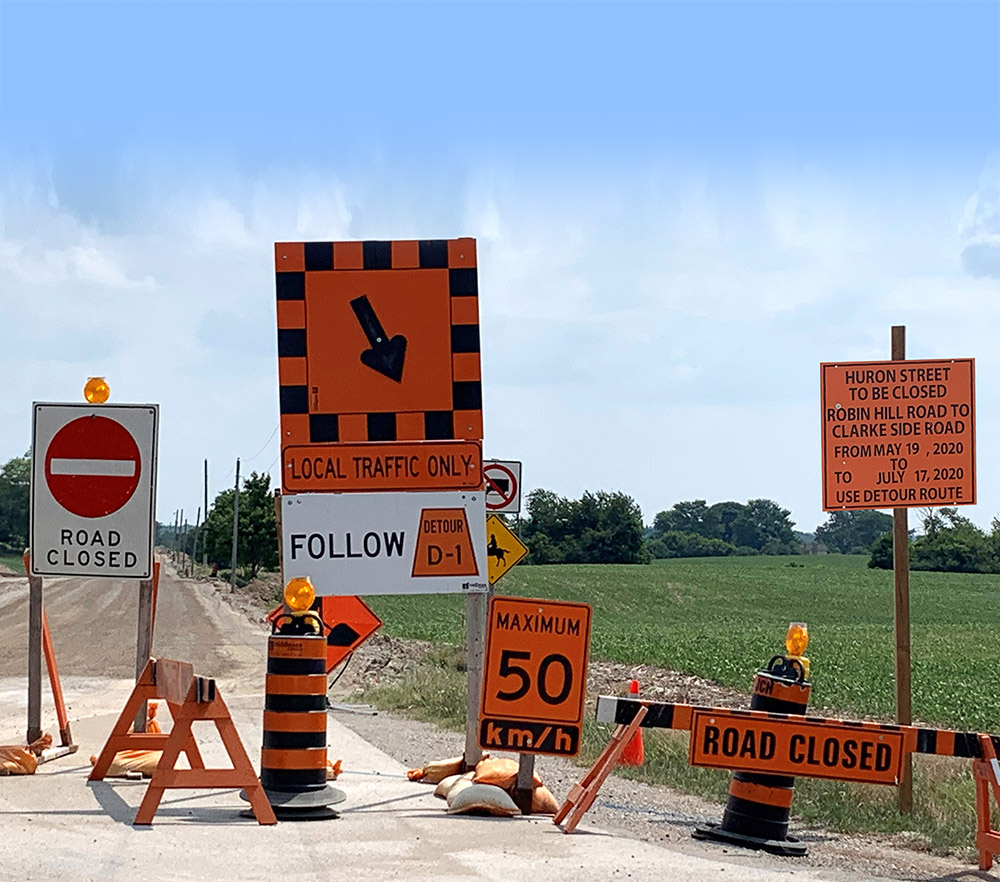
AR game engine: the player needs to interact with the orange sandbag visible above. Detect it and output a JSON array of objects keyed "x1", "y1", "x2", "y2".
[
  {"x1": 89, "y1": 702, "x2": 163, "y2": 778},
  {"x1": 0, "y1": 733, "x2": 53, "y2": 776},
  {"x1": 0, "y1": 746, "x2": 38, "y2": 775},
  {"x1": 473, "y1": 757, "x2": 541, "y2": 790},
  {"x1": 531, "y1": 784, "x2": 559, "y2": 814}
]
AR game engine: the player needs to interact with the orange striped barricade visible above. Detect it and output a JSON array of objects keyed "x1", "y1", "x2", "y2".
[
  {"x1": 974, "y1": 734, "x2": 1000, "y2": 871},
  {"x1": 596, "y1": 695, "x2": 1000, "y2": 868},
  {"x1": 259, "y1": 632, "x2": 344, "y2": 819},
  {"x1": 89, "y1": 658, "x2": 275, "y2": 825}
]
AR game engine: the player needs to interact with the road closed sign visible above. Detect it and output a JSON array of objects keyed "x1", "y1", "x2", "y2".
[
  {"x1": 30, "y1": 404, "x2": 158, "y2": 578},
  {"x1": 479, "y1": 596, "x2": 592, "y2": 756},
  {"x1": 281, "y1": 490, "x2": 488, "y2": 595},
  {"x1": 821, "y1": 359, "x2": 975, "y2": 510}
]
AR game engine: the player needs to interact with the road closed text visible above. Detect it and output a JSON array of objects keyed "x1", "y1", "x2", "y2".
[
  {"x1": 690, "y1": 712, "x2": 904, "y2": 785},
  {"x1": 44, "y1": 528, "x2": 139, "y2": 569}
]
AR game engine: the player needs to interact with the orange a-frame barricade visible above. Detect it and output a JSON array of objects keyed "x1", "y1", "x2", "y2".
[
  {"x1": 89, "y1": 658, "x2": 276, "y2": 826},
  {"x1": 553, "y1": 704, "x2": 647, "y2": 833}
]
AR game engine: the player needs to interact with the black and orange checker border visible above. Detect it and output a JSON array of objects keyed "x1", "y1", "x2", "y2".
[{"x1": 275, "y1": 238, "x2": 482, "y2": 446}]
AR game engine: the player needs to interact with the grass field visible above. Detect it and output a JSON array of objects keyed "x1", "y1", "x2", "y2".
[
  {"x1": 362, "y1": 554, "x2": 1000, "y2": 855},
  {"x1": 367, "y1": 554, "x2": 1000, "y2": 732},
  {"x1": 0, "y1": 554, "x2": 25, "y2": 574}
]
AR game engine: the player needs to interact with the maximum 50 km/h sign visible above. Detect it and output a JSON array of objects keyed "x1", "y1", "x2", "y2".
[{"x1": 479, "y1": 596, "x2": 592, "y2": 756}]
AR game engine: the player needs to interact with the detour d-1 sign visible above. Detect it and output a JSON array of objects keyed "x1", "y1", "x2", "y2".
[{"x1": 30, "y1": 403, "x2": 158, "y2": 579}]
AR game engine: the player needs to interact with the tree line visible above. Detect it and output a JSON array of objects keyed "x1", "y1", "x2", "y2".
[{"x1": 2, "y1": 450, "x2": 998, "y2": 575}]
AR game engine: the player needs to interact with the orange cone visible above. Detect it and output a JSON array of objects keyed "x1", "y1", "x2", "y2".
[{"x1": 619, "y1": 679, "x2": 644, "y2": 766}]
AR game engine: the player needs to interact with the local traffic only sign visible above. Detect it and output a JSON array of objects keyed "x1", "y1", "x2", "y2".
[
  {"x1": 283, "y1": 441, "x2": 482, "y2": 493},
  {"x1": 30, "y1": 404, "x2": 159, "y2": 578},
  {"x1": 821, "y1": 359, "x2": 975, "y2": 511},
  {"x1": 479, "y1": 596, "x2": 592, "y2": 756},
  {"x1": 281, "y1": 491, "x2": 488, "y2": 595},
  {"x1": 484, "y1": 460, "x2": 521, "y2": 514}
]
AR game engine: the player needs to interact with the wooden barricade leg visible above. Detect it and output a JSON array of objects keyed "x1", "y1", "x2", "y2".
[
  {"x1": 89, "y1": 661, "x2": 200, "y2": 782},
  {"x1": 133, "y1": 673, "x2": 276, "y2": 826},
  {"x1": 554, "y1": 705, "x2": 648, "y2": 833},
  {"x1": 974, "y1": 734, "x2": 1000, "y2": 871}
]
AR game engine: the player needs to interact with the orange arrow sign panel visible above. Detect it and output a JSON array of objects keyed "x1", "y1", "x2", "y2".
[{"x1": 321, "y1": 595, "x2": 383, "y2": 672}]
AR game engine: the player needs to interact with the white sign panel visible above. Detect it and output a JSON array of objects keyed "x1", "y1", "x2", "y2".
[
  {"x1": 31, "y1": 403, "x2": 159, "y2": 578},
  {"x1": 484, "y1": 460, "x2": 522, "y2": 514},
  {"x1": 282, "y1": 490, "x2": 488, "y2": 595}
]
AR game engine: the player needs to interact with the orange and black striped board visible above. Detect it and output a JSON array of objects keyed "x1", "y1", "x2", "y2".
[
  {"x1": 275, "y1": 240, "x2": 482, "y2": 488},
  {"x1": 597, "y1": 696, "x2": 1000, "y2": 775}
]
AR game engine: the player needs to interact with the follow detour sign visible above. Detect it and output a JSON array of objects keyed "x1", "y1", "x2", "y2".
[
  {"x1": 821, "y1": 358, "x2": 975, "y2": 511},
  {"x1": 30, "y1": 403, "x2": 159, "y2": 579},
  {"x1": 281, "y1": 490, "x2": 488, "y2": 595}
]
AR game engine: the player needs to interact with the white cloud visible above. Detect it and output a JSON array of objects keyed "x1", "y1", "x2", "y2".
[{"x1": 960, "y1": 152, "x2": 1000, "y2": 279}]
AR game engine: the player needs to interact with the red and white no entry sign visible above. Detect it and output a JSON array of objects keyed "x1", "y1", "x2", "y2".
[
  {"x1": 45, "y1": 416, "x2": 142, "y2": 518},
  {"x1": 31, "y1": 403, "x2": 158, "y2": 579}
]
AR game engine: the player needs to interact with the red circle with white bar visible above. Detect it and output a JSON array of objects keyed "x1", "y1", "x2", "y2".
[{"x1": 45, "y1": 416, "x2": 142, "y2": 518}]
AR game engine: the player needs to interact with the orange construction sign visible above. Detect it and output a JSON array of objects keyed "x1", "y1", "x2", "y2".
[
  {"x1": 411, "y1": 508, "x2": 479, "y2": 577},
  {"x1": 282, "y1": 441, "x2": 482, "y2": 493},
  {"x1": 821, "y1": 358, "x2": 975, "y2": 511},
  {"x1": 479, "y1": 597, "x2": 592, "y2": 756},
  {"x1": 690, "y1": 709, "x2": 904, "y2": 785},
  {"x1": 275, "y1": 239, "x2": 482, "y2": 459}
]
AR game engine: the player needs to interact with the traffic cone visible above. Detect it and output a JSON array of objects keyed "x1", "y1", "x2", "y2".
[{"x1": 619, "y1": 679, "x2": 644, "y2": 766}]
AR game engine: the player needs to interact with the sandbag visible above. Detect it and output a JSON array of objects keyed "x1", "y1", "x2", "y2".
[
  {"x1": 446, "y1": 783, "x2": 520, "y2": 817},
  {"x1": 531, "y1": 784, "x2": 559, "y2": 815},
  {"x1": 0, "y1": 746, "x2": 38, "y2": 776},
  {"x1": 434, "y1": 771, "x2": 473, "y2": 799},
  {"x1": 473, "y1": 756, "x2": 541, "y2": 790},
  {"x1": 406, "y1": 755, "x2": 465, "y2": 784},
  {"x1": 89, "y1": 702, "x2": 163, "y2": 778}
]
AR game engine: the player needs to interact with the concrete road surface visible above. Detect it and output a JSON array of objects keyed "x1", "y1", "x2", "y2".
[{"x1": 0, "y1": 563, "x2": 919, "y2": 881}]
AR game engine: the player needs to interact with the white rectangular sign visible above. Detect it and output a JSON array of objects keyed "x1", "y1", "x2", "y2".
[
  {"x1": 282, "y1": 490, "x2": 488, "y2": 595},
  {"x1": 30, "y1": 403, "x2": 159, "y2": 579},
  {"x1": 484, "y1": 460, "x2": 522, "y2": 514}
]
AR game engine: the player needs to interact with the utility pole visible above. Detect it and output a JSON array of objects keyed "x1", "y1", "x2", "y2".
[
  {"x1": 191, "y1": 506, "x2": 201, "y2": 577},
  {"x1": 230, "y1": 458, "x2": 240, "y2": 593},
  {"x1": 179, "y1": 508, "x2": 185, "y2": 569},
  {"x1": 203, "y1": 459, "x2": 209, "y2": 565}
]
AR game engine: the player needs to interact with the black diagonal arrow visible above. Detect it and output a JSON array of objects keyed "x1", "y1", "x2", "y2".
[{"x1": 350, "y1": 295, "x2": 407, "y2": 383}]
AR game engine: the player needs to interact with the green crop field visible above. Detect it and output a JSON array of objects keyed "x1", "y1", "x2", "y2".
[{"x1": 367, "y1": 554, "x2": 1000, "y2": 733}]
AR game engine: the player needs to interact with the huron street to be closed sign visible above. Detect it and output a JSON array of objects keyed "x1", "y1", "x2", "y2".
[{"x1": 30, "y1": 403, "x2": 159, "y2": 578}]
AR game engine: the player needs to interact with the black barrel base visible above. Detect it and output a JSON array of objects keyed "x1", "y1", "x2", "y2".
[
  {"x1": 693, "y1": 822, "x2": 807, "y2": 857},
  {"x1": 241, "y1": 784, "x2": 346, "y2": 821}
]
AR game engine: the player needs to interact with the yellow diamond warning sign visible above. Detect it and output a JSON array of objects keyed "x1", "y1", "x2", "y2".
[
  {"x1": 412, "y1": 508, "x2": 479, "y2": 577},
  {"x1": 486, "y1": 515, "x2": 529, "y2": 585}
]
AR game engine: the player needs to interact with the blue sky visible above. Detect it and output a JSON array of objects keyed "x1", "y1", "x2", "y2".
[{"x1": 2, "y1": 0, "x2": 998, "y2": 534}]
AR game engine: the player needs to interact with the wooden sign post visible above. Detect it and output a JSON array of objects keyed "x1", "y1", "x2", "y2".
[
  {"x1": 890, "y1": 326, "x2": 913, "y2": 814},
  {"x1": 821, "y1": 327, "x2": 977, "y2": 814}
]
